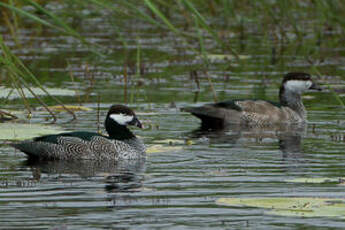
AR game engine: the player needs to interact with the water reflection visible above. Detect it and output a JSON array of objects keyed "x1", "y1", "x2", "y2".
[
  {"x1": 189, "y1": 123, "x2": 306, "y2": 156},
  {"x1": 25, "y1": 158, "x2": 146, "y2": 192}
]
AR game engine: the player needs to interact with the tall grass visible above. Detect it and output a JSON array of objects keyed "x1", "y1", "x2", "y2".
[
  {"x1": 0, "y1": 35, "x2": 77, "y2": 121},
  {"x1": 1, "y1": 0, "x2": 344, "y2": 111}
]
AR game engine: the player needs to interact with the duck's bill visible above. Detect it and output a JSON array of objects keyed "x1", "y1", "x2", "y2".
[
  {"x1": 129, "y1": 117, "x2": 143, "y2": 128},
  {"x1": 310, "y1": 82, "x2": 322, "y2": 91},
  {"x1": 136, "y1": 120, "x2": 143, "y2": 129}
]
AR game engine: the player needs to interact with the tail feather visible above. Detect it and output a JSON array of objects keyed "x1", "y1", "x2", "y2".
[
  {"x1": 10, "y1": 141, "x2": 39, "y2": 158},
  {"x1": 181, "y1": 106, "x2": 231, "y2": 129},
  {"x1": 10, "y1": 141, "x2": 62, "y2": 160}
]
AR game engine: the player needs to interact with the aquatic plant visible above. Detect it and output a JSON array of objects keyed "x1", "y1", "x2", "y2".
[
  {"x1": 0, "y1": 0, "x2": 344, "y2": 117},
  {"x1": 0, "y1": 35, "x2": 77, "y2": 121}
]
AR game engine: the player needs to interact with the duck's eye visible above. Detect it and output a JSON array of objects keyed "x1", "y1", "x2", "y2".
[{"x1": 109, "y1": 113, "x2": 134, "y2": 125}]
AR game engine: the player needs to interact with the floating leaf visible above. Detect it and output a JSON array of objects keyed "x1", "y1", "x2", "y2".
[
  {"x1": 185, "y1": 140, "x2": 193, "y2": 145},
  {"x1": 146, "y1": 144, "x2": 182, "y2": 154},
  {"x1": 43, "y1": 105, "x2": 92, "y2": 112},
  {"x1": 0, "y1": 123, "x2": 65, "y2": 140},
  {"x1": 0, "y1": 86, "x2": 76, "y2": 99},
  {"x1": 266, "y1": 204, "x2": 345, "y2": 218},
  {"x1": 196, "y1": 54, "x2": 250, "y2": 62},
  {"x1": 302, "y1": 95, "x2": 316, "y2": 99},
  {"x1": 0, "y1": 109, "x2": 21, "y2": 121},
  {"x1": 286, "y1": 177, "x2": 345, "y2": 184},
  {"x1": 1, "y1": 110, "x2": 25, "y2": 116},
  {"x1": 216, "y1": 197, "x2": 345, "y2": 218}
]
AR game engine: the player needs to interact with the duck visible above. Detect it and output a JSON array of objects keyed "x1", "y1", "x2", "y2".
[
  {"x1": 182, "y1": 72, "x2": 322, "y2": 129},
  {"x1": 10, "y1": 105, "x2": 146, "y2": 160}
]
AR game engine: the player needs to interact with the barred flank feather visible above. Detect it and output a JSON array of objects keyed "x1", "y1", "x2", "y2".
[{"x1": 11, "y1": 134, "x2": 145, "y2": 160}]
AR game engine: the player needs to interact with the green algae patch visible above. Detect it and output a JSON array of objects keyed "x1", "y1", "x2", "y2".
[
  {"x1": 0, "y1": 123, "x2": 65, "y2": 140},
  {"x1": 153, "y1": 138, "x2": 194, "y2": 145},
  {"x1": 147, "y1": 138, "x2": 193, "y2": 153},
  {"x1": 216, "y1": 197, "x2": 345, "y2": 218},
  {"x1": 146, "y1": 144, "x2": 182, "y2": 154},
  {"x1": 286, "y1": 177, "x2": 345, "y2": 184}
]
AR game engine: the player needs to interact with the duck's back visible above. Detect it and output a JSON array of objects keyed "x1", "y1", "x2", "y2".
[
  {"x1": 11, "y1": 131, "x2": 145, "y2": 160},
  {"x1": 183, "y1": 99, "x2": 301, "y2": 128}
]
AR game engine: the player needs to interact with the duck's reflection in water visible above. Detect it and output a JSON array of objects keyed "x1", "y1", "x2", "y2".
[
  {"x1": 25, "y1": 158, "x2": 146, "y2": 192},
  {"x1": 189, "y1": 123, "x2": 306, "y2": 159}
]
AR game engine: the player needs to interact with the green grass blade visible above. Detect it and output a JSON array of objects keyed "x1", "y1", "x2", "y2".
[
  {"x1": 1, "y1": 1, "x2": 104, "y2": 57},
  {"x1": 181, "y1": 0, "x2": 239, "y2": 58},
  {"x1": 87, "y1": 0, "x2": 164, "y2": 29},
  {"x1": 0, "y1": 35, "x2": 76, "y2": 120},
  {"x1": 144, "y1": 0, "x2": 180, "y2": 34},
  {"x1": 0, "y1": 2, "x2": 58, "y2": 30},
  {"x1": 24, "y1": 0, "x2": 80, "y2": 37},
  {"x1": 194, "y1": 16, "x2": 208, "y2": 66}
]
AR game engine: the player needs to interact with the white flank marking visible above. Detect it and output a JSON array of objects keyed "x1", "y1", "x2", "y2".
[
  {"x1": 285, "y1": 80, "x2": 312, "y2": 93},
  {"x1": 110, "y1": 114, "x2": 133, "y2": 125}
]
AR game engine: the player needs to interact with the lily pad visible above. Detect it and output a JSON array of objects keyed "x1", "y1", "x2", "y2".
[
  {"x1": 0, "y1": 123, "x2": 65, "y2": 140},
  {"x1": 0, "y1": 109, "x2": 20, "y2": 121},
  {"x1": 153, "y1": 138, "x2": 193, "y2": 145},
  {"x1": 0, "y1": 86, "x2": 76, "y2": 100},
  {"x1": 216, "y1": 197, "x2": 345, "y2": 218},
  {"x1": 285, "y1": 177, "x2": 345, "y2": 184},
  {"x1": 146, "y1": 144, "x2": 182, "y2": 154},
  {"x1": 42, "y1": 105, "x2": 92, "y2": 112}
]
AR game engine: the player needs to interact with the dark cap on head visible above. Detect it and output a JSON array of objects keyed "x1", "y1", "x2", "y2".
[
  {"x1": 282, "y1": 72, "x2": 312, "y2": 83},
  {"x1": 282, "y1": 72, "x2": 322, "y2": 91},
  {"x1": 107, "y1": 104, "x2": 136, "y2": 116}
]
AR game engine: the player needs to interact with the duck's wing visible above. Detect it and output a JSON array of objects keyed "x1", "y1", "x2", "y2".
[
  {"x1": 182, "y1": 100, "x2": 284, "y2": 128},
  {"x1": 231, "y1": 100, "x2": 285, "y2": 124},
  {"x1": 232, "y1": 100, "x2": 281, "y2": 113},
  {"x1": 11, "y1": 132, "x2": 103, "y2": 160},
  {"x1": 182, "y1": 100, "x2": 243, "y2": 128},
  {"x1": 33, "y1": 131, "x2": 103, "y2": 143}
]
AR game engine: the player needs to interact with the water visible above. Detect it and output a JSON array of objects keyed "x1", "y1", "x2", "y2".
[
  {"x1": 1, "y1": 2, "x2": 345, "y2": 229},
  {"x1": 1, "y1": 106, "x2": 344, "y2": 229}
]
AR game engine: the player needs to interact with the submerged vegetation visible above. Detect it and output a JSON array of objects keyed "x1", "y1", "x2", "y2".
[{"x1": 0, "y1": 0, "x2": 344, "y2": 120}]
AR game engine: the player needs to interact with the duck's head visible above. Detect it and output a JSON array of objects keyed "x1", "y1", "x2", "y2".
[
  {"x1": 105, "y1": 104, "x2": 142, "y2": 129},
  {"x1": 282, "y1": 72, "x2": 322, "y2": 94}
]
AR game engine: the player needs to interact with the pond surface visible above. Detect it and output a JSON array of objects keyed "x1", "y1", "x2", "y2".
[{"x1": 1, "y1": 2, "x2": 345, "y2": 229}]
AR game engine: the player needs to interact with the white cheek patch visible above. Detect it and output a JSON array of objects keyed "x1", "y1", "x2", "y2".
[
  {"x1": 305, "y1": 80, "x2": 312, "y2": 89},
  {"x1": 109, "y1": 113, "x2": 133, "y2": 125},
  {"x1": 285, "y1": 80, "x2": 310, "y2": 93}
]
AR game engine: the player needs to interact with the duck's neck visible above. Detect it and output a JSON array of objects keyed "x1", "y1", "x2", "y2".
[
  {"x1": 105, "y1": 118, "x2": 136, "y2": 140},
  {"x1": 279, "y1": 86, "x2": 306, "y2": 119}
]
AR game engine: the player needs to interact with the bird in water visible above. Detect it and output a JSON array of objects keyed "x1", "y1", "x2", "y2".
[
  {"x1": 182, "y1": 72, "x2": 322, "y2": 129},
  {"x1": 11, "y1": 105, "x2": 146, "y2": 160}
]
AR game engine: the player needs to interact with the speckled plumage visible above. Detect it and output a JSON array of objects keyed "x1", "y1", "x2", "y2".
[
  {"x1": 11, "y1": 105, "x2": 146, "y2": 160},
  {"x1": 183, "y1": 72, "x2": 321, "y2": 128}
]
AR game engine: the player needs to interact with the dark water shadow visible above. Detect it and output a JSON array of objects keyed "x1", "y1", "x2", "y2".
[
  {"x1": 188, "y1": 123, "x2": 306, "y2": 158},
  {"x1": 24, "y1": 158, "x2": 146, "y2": 193}
]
